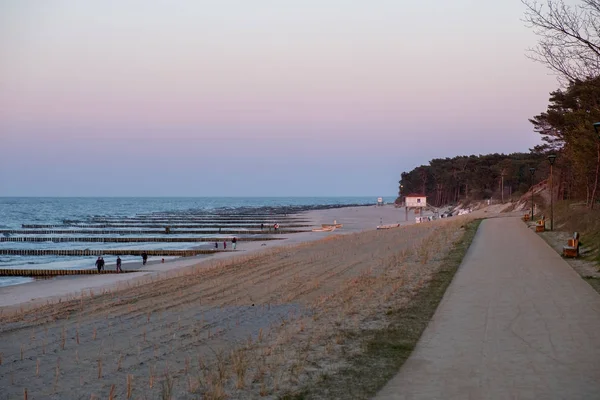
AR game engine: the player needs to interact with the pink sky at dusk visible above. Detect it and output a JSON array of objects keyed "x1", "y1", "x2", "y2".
[{"x1": 0, "y1": 1, "x2": 558, "y2": 196}]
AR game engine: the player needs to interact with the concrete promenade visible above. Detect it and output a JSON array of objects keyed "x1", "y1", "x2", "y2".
[{"x1": 375, "y1": 217, "x2": 600, "y2": 400}]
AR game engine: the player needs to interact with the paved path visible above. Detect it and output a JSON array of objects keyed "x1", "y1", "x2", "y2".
[{"x1": 375, "y1": 217, "x2": 600, "y2": 400}]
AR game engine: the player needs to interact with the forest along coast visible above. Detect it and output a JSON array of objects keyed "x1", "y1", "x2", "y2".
[{"x1": 0, "y1": 210, "x2": 477, "y2": 399}]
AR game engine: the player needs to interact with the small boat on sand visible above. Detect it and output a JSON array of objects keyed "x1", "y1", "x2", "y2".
[
  {"x1": 376, "y1": 223, "x2": 400, "y2": 230},
  {"x1": 312, "y1": 226, "x2": 336, "y2": 232}
]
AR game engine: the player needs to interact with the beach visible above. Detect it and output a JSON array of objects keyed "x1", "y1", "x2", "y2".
[
  {"x1": 0, "y1": 204, "x2": 416, "y2": 310},
  {"x1": 0, "y1": 204, "x2": 475, "y2": 399}
]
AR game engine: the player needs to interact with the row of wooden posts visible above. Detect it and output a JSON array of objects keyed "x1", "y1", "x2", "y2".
[
  {"x1": 128, "y1": 213, "x2": 295, "y2": 218},
  {"x1": 0, "y1": 269, "x2": 137, "y2": 277},
  {"x1": 0, "y1": 249, "x2": 231, "y2": 256},
  {"x1": 0, "y1": 229, "x2": 305, "y2": 235},
  {"x1": 0, "y1": 236, "x2": 282, "y2": 243},
  {"x1": 21, "y1": 223, "x2": 312, "y2": 229},
  {"x1": 70, "y1": 217, "x2": 308, "y2": 223}
]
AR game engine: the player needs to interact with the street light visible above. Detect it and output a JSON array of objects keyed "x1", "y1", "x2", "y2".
[
  {"x1": 594, "y1": 123, "x2": 600, "y2": 210},
  {"x1": 501, "y1": 172, "x2": 505, "y2": 204},
  {"x1": 529, "y1": 167, "x2": 536, "y2": 220},
  {"x1": 548, "y1": 155, "x2": 556, "y2": 230}
]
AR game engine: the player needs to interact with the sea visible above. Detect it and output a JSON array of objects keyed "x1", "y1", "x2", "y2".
[{"x1": 0, "y1": 197, "x2": 393, "y2": 288}]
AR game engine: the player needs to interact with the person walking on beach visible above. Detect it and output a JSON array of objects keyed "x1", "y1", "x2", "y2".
[
  {"x1": 141, "y1": 252, "x2": 148, "y2": 265},
  {"x1": 232, "y1": 237, "x2": 237, "y2": 250},
  {"x1": 215, "y1": 241, "x2": 219, "y2": 249},
  {"x1": 116, "y1": 256, "x2": 122, "y2": 273},
  {"x1": 95, "y1": 256, "x2": 102, "y2": 272},
  {"x1": 223, "y1": 241, "x2": 227, "y2": 250}
]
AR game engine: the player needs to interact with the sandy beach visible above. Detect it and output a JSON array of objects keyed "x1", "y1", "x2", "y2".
[
  {"x1": 0, "y1": 205, "x2": 421, "y2": 310},
  {"x1": 0, "y1": 204, "x2": 470, "y2": 399}
]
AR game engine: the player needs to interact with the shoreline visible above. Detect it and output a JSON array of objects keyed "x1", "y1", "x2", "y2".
[{"x1": 0, "y1": 204, "x2": 421, "y2": 310}]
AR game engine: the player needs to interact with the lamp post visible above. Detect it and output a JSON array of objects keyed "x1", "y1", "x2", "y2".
[
  {"x1": 399, "y1": 182, "x2": 407, "y2": 221},
  {"x1": 548, "y1": 155, "x2": 556, "y2": 230},
  {"x1": 501, "y1": 172, "x2": 505, "y2": 204},
  {"x1": 593, "y1": 123, "x2": 600, "y2": 209},
  {"x1": 529, "y1": 167, "x2": 536, "y2": 220}
]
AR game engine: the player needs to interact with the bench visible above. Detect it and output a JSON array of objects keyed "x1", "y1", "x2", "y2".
[
  {"x1": 563, "y1": 232, "x2": 580, "y2": 258},
  {"x1": 522, "y1": 214, "x2": 530, "y2": 222},
  {"x1": 535, "y1": 216, "x2": 545, "y2": 232}
]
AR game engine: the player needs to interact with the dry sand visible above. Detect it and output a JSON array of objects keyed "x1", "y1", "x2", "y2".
[{"x1": 0, "y1": 205, "x2": 475, "y2": 399}]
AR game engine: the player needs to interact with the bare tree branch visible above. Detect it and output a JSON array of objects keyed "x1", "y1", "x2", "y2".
[{"x1": 523, "y1": 0, "x2": 600, "y2": 83}]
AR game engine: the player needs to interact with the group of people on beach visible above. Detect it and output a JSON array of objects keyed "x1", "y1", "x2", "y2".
[
  {"x1": 95, "y1": 255, "x2": 124, "y2": 273},
  {"x1": 214, "y1": 237, "x2": 237, "y2": 250},
  {"x1": 260, "y1": 223, "x2": 279, "y2": 231}
]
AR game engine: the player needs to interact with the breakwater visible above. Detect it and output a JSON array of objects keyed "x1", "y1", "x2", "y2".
[
  {"x1": 0, "y1": 229, "x2": 305, "y2": 235},
  {"x1": 0, "y1": 269, "x2": 138, "y2": 277},
  {"x1": 0, "y1": 236, "x2": 282, "y2": 243},
  {"x1": 22, "y1": 223, "x2": 312, "y2": 228},
  {"x1": 71, "y1": 217, "x2": 309, "y2": 223},
  {"x1": 0, "y1": 249, "x2": 231, "y2": 256}
]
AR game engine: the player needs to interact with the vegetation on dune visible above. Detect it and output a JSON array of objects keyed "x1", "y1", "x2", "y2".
[
  {"x1": 398, "y1": 78, "x2": 600, "y2": 208},
  {"x1": 398, "y1": 153, "x2": 547, "y2": 206},
  {"x1": 529, "y1": 77, "x2": 600, "y2": 208},
  {"x1": 542, "y1": 201, "x2": 600, "y2": 264}
]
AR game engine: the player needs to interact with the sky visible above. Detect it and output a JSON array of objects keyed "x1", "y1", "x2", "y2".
[{"x1": 0, "y1": 0, "x2": 558, "y2": 197}]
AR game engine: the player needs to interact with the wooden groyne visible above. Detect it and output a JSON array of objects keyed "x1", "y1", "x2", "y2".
[
  {"x1": 0, "y1": 249, "x2": 233, "y2": 256},
  {"x1": 0, "y1": 236, "x2": 283, "y2": 243},
  {"x1": 22, "y1": 223, "x2": 313, "y2": 229},
  {"x1": 73, "y1": 220, "x2": 310, "y2": 224},
  {"x1": 81, "y1": 217, "x2": 309, "y2": 223},
  {"x1": 131, "y1": 213, "x2": 296, "y2": 218},
  {"x1": 0, "y1": 229, "x2": 307, "y2": 235},
  {"x1": 0, "y1": 269, "x2": 138, "y2": 277}
]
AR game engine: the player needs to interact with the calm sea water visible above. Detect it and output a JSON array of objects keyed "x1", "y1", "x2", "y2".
[{"x1": 0, "y1": 197, "x2": 392, "y2": 287}]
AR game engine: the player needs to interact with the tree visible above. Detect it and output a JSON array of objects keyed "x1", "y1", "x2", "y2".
[
  {"x1": 522, "y1": 0, "x2": 600, "y2": 83},
  {"x1": 529, "y1": 77, "x2": 600, "y2": 207},
  {"x1": 398, "y1": 153, "x2": 547, "y2": 206}
]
